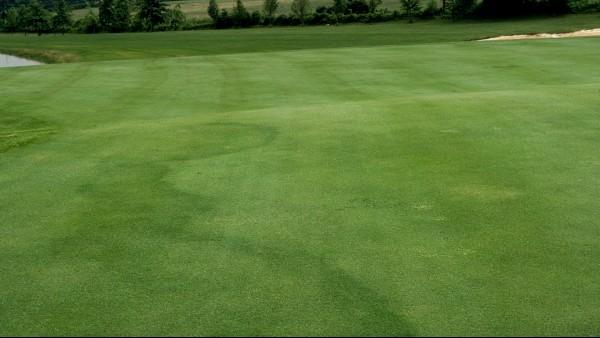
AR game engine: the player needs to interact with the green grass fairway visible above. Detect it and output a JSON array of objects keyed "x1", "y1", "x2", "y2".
[{"x1": 1, "y1": 17, "x2": 600, "y2": 336}]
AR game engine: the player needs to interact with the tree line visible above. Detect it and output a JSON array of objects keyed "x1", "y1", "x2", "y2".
[
  {"x1": 0, "y1": 0, "x2": 596, "y2": 34},
  {"x1": 0, "y1": 0, "x2": 187, "y2": 34},
  {"x1": 205, "y1": 0, "x2": 592, "y2": 28}
]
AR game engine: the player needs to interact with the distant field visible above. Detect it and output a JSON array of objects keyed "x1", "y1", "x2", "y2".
[
  {"x1": 1, "y1": 15, "x2": 600, "y2": 336},
  {"x1": 72, "y1": 0, "x2": 439, "y2": 19}
]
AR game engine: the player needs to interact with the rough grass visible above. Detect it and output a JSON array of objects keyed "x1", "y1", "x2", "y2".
[
  {"x1": 0, "y1": 48, "x2": 79, "y2": 63},
  {"x1": 1, "y1": 17, "x2": 600, "y2": 336}
]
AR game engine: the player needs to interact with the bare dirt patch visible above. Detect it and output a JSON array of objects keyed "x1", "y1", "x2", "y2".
[{"x1": 480, "y1": 28, "x2": 600, "y2": 41}]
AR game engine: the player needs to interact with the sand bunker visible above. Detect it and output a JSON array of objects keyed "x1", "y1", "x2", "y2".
[
  {"x1": 480, "y1": 28, "x2": 600, "y2": 41},
  {"x1": 0, "y1": 53, "x2": 41, "y2": 68}
]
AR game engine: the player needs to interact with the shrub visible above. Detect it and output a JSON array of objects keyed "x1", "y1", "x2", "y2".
[
  {"x1": 365, "y1": 10, "x2": 387, "y2": 22},
  {"x1": 311, "y1": 11, "x2": 335, "y2": 24},
  {"x1": 339, "y1": 12, "x2": 357, "y2": 22},
  {"x1": 315, "y1": 5, "x2": 332, "y2": 14},
  {"x1": 183, "y1": 17, "x2": 210, "y2": 30}
]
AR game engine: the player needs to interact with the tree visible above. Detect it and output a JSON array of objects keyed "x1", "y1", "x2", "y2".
[
  {"x1": 26, "y1": 0, "x2": 51, "y2": 35},
  {"x1": 291, "y1": 0, "x2": 310, "y2": 24},
  {"x1": 249, "y1": 9, "x2": 261, "y2": 24},
  {"x1": 0, "y1": 7, "x2": 6, "y2": 32},
  {"x1": 52, "y1": 0, "x2": 72, "y2": 33},
  {"x1": 15, "y1": 4, "x2": 32, "y2": 33},
  {"x1": 0, "y1": 2, "x2": 8, "y2": 19},
  {"x1": 164, "y1": 4, "x2": 186, "y2": 30},
  {"x1": 263, "y1": 0, "x2": 278, "y2": 20},
  {"x1": 399, "y1": 0, "x2": 420, "y2": 22},
  {"x1": 99, "y1": 0, "x2": 116, "y2": 31},
  {"x1": 216, "y1": 8, "x2": 233, "y2": 28},
  {"x1": 138, "y1": 0, "x2": 166, "y2": 31},
  {"x1": 2, "y1": 7, "x2": 20, "y2": 32},
  {"x1": 207, "y1": 0, "x2": 219, "y2": 25},
  {"x1": 332, "y1": 0, "x2": 347, "y2": 14},
  {"x1": 79, "y1": 7, "x2": 100, "y2": 33},
  {"x1": 231, "y1": 0, "x2": 249, "y2": 27},
  {"x1": 449, "y1": 0, "x2": 474, "y2": 19},
  {"x1": 421, "y1": 0, "x2": 439, "y2": 17},
  {"x1": 367, "y1": 0, "x2": 382, "y2": 13},
  {"x1": 113, "y1": 0, "x2": 131, "y2": 31}
]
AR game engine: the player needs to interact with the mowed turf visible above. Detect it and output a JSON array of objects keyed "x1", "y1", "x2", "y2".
[{"x1": 1, "y1": 18, "x2": 600, "y2": 336}]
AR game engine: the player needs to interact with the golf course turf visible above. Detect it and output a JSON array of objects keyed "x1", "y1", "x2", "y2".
[{"x1": 1, "y1": 15, "x2": 600, "y2": 336}]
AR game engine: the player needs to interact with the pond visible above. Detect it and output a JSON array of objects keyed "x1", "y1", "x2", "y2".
[{"x1": 0, "y1": 53, "x2": 42, "y2": 68}]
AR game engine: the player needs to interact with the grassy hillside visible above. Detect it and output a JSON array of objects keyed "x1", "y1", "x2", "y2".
[
  {"x1": 1, "y1": 14, "x2": 599, "y2": 62},
  {"x1": 1, "y1": 16, "x2": 600, "y2": 336}
]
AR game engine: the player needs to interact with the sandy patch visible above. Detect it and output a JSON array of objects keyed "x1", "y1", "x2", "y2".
[
  {"x1": 479, "y1": 28, "x2": 600, "y2": 41},
  {"x1": 0, "y1": 53, "x2": 41, "y2": 68}
]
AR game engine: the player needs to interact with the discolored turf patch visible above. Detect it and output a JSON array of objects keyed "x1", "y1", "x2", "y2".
[
  {"x1": 451, "y1": 183, "x2": 522, "y2": 201},
  {"x1": 0, "y1": 113, "x2": 57, "y2": 153}
]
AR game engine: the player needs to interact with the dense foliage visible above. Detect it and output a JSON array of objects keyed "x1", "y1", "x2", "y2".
[
  {"x1": 0, "y1": 0, "x2": 596, "y2": 33},
  {"x1": 475, "y1": 0, "x2": 572, "y2": 18},
  {"x1": 1, "y1": 0, "x2": 89, "y2": 11},
  {"x1": 0, "y1": 0, "x2": 188, "y2": 33}
]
